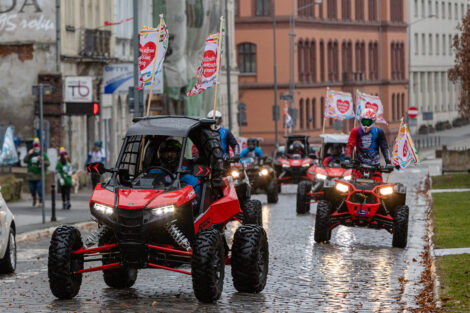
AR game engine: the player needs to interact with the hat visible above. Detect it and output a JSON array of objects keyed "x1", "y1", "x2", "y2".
[
  {"x1": 33, "y1": 137, "x2": 40, "y2": 147},
  {"x1": 94, "y1": 141, "x2": 102, "y2": 148},
  {"x1": 59, "y1": 147, "x2": 67, "y2": 156}
]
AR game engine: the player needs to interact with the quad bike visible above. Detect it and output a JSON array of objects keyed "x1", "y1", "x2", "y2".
[
  {"x1": 47, "y1": 116, "x2": 269, "y2": 303},
  {"x1": 242, "y1": 156, "x2": 278, "y2": 204},
  {"x1": 297, "y1": 134, "x2": 351, "y2": 214},
  {"x1": 273, "y1": 135, "x2": 316, "y2": 188},
  {"x1": 314, "y1": 161, "x2": 409, "y2": 248}
]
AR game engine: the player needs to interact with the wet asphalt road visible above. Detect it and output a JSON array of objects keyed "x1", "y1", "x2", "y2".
[{"x1": 0, "y1": 165, "x2": 430, "y2": 312}]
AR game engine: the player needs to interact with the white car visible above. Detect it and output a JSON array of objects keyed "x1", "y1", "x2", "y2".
[{"x1": 0, "y1": 189, "x2": 16, "y2": 274}]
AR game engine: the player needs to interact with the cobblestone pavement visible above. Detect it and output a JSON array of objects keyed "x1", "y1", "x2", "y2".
[{"x1": 0, "y1": 166, "x2": 430, "y2": 312}]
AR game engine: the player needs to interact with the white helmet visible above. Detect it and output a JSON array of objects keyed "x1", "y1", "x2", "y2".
[{"x1": 207, "y1": 110, "x2": 222, "y2": 119}]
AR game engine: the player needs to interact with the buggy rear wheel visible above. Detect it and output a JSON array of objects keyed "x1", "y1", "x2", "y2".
[
  {"x1": 100, "y1": 232, "x2": 137, "y2": 289},
  {"x1": 296, "y1": 181, "x2": 312, "y2": 214},
  {"x1": 242, "y1": 199, "x2": 263, "y2": 226},
  {"x1": 392, "y1": 205, "x2": 409, "y2": 248},
  {"x1": 231, "y1": 224, "x2": 269, "y2": 293},
  {"x1": 314, "y1": 200, "x2": 331, "y2": 243},
  {"x1": 0, "y1": 227, "x2": 16, "y2": 274},
  {"x1": 191, "y1": 228, "x2": 225, "y2": 303},
  {"x1": 266, "y1": 179, "x2": 279, "y2": 203},
  {"x1": 48, "y1": 225, "x2": 84, "y2": 299}
]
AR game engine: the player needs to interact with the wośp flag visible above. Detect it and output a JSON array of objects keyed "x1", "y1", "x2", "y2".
[
  {"x1": 137, "y1": 19, "x2": 168, "y2": 90},
  {"x1": 325, "y1": 88, "x2": 355, "y2": 120},
  {"x1": 187, "y1": 28, "x2": 224, "y2": 96},
  {"x1": 391, "y1": 119, "x2": 420, "y2": 170},
  {"x1": 356, "y1": 90, "x2": 387, "y2": 124}
]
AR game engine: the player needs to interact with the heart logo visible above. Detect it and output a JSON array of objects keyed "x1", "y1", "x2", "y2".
[
  {"x1": 337, "y1": 99, "x2": 350, "y2": 114},
  {"x1": 139, "y1": 42, "x2": 156, "y2": 70},
  {"x1": 365, "y1": 101, "x2": 379, "y2": 113},
  {"x1": 202, "y1": 50, "x2": 217, "y2": 78}
]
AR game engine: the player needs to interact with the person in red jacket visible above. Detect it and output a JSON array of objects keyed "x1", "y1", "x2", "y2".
[{"x1": 344, "y1": 109, "x2": 391, "y2": 181}]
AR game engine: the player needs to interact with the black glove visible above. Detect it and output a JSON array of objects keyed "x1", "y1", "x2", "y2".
[{"x1": 385, "y1": 163, "x2": 395, "y2": 171}]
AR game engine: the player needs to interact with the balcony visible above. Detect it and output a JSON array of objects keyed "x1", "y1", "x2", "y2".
[{"x1": 79, "y1": 29, "x2": 111, "y2": 58}]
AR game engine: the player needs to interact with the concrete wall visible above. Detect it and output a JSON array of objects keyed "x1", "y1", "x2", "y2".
[{"x1": 442, "y1": 145, "x2": 470, "y2": 172}]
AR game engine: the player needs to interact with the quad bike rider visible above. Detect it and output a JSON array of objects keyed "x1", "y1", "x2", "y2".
[
  {"x1": 273, "y1": 135, "x2": 316, "y2": 189},
  {"x1": 207, "y1": 110, "x2": 240, "y2": 159},
  {"x1": 48, "y1": 116, "x2": 269, "y2": 303},
  {"x1": 240, "y1": 138, "x2": 279, "y2": 204},
  {"x1": 314, "y1": 109, "x2": 409, "y2": 248},
  {"x1": 296, "y1": 134, "x2": 352, "y2": 214}
]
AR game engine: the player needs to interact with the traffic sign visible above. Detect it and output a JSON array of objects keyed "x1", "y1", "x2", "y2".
[
  {"x1": 408, "y1": 106, "x2": 418, "y2": 119},
  {"x1": 280, "y1": 94, "x2": 293, "y2": 101}
]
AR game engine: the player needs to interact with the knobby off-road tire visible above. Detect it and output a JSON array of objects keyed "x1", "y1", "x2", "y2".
[
  {"x1": 314, "y1": 200, "x2": 331, "y2": 243},
  {"x1": 266, "y1": 179, "x2": 279, "y2": 204},
  {"x1": 242, "y1": 199, "x2": 263, "y2": 226},
  {"x1": 191, "y1": 228, "x2": 225, "y2": 303},
  {"x1": 296, "y1": 180, "x2": 312, "y2": 214},
  {"x1": 231, "y1": 224, "x2": 269, "y2": 293},
  {"x1": 48, "y1": 225, "x2": 84, "y2": 299},
  {"x1": 392, "y1": 205, "x2": 409, "y2": 248},
  {"x1": 0, "y1": 227, "x2": 16, "y2": 274},
  {"x1": 100, "y1": 231, "x2": 137, "y2": 289}
]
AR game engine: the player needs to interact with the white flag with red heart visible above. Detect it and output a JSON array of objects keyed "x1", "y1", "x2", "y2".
[
  {"x1": 355, "y1": 90, "x2": 387, "y2": 124},
  {"x1": 391, "y1": 118, "x2": 420, "y2": 170},
  {"x1": 325, "y1": 88, "x2": 355, "y2": 120}
]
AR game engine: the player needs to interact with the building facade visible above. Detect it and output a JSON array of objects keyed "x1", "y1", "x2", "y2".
[
  {"x1": 408, "y1": 0, "x2": 468, "y2": 130},
  {"x1": 235, "y1": 0, "x2": 408, "y2": 151}
]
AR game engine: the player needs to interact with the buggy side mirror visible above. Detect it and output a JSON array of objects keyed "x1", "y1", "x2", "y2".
[
  {"x1": 87, "y1": 162, "x2": 106, "y2": 175},
  {"x1": 117, "y1": 168, "x2": 131, "y2": 186},
  {"x1": 192, "y1": 165, "x2": 211, "y2": 177}
]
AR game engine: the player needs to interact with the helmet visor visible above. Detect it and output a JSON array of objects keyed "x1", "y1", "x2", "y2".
[{"x1": 361, "y1": 118, "x2": 374, "y2": 127}]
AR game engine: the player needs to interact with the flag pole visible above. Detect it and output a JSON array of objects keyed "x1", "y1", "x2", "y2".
[
  {"x1": 146, "y1": 14, "x2": 163, "y2": 117},
  {"x1": 212, "y1": 16, "x2": 224, "y2": 122}
]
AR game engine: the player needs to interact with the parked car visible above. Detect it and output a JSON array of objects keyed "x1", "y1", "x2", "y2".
[{"x1": 0, "y1": 188, "x2": 16, "y2": 274}]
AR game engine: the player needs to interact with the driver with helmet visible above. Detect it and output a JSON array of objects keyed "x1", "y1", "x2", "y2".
[
  {"x1": 207, "y1": 110, "x2": 240, "y2": 159},
  {"x1": 289, "y1": 141, "x2": 305, "y2": 156},
  {"x1": 344, "y1": 108, "x2": 391, "y2": 180},
  {"x1": 240, "y1": 138, "x2": 264, "y2": 158},
  {"x1": 323, "y1": 144, "x2": 344, "y2": 167}
]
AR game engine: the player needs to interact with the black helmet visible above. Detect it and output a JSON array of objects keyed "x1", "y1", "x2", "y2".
[
  {"x1": 247, "y1": 138, "x2": 258, "y2": 151},
  {"x1": 291, "y1": 141, "x2": 304, "y2": 154},
  {"x1": 158, "y1": 139, "x2": 182, "y2": 171}
]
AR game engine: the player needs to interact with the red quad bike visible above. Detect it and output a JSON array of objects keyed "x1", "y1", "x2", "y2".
[
  {"x1": 273, "y1": 135, "x2": 316, "y2": 189},
  {"x1": 47, "y1": 116, "x2": 269, "y2": 303},
  {"x1": 296, "y1": 134, "x2": 352, "y2": 214},
  {"x1": 314, "y1": 162, "x2": 409, "y2": 248}
]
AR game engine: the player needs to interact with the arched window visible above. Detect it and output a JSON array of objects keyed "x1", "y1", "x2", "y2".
[
  {"x1": 342, "y1": 0, "x2": 351, "y2": 20},
  {"x1": 400, "y1": 42, "x2": 405, "y2": 79},
  {"x1": 311, "y1": 40, "x2": 317, "y2": 82},
  {"x1": 392, "y1": 94, "x2": 396, "y2": 121},
  {"x1": 304, "y1": 41, "x2": 311, "y2": 81},
  {"x1": 255, "y1": 0, "x2": 271, "y2": 16},
  {"x1": 368, "y1": 0, "x2": 377, "y2": 21},
  {"x1": 401, "y1": 93, "x2": 405, "y2": 119},
  {"x1": 312, "y1": 98, "x2": 317, "y2": 129},
  {"x1": 237, "y1": 43, "x2": 256, "y2": 74},
  {"x1": 298, "y1": 40, "x2": 305, "y2": 82},
  {"x1": 328, "y1": 41, "x2": 334, "y2": 81},
  {"x1": 306, "y1": 98, "x2": 311, "y2": 129},
  {"x1": 320, "y1": 41, "x2": 325, "y2": 81},
  {"x1": 333, "y1": 41, "x2": 339, "y2": 80},
  {"x1": 320, "y1": 97, "x2": 325, "y2": 126},
  {"x1": 299, "y1": 98, "x2": 304, "y2": 129},
  {"x1": 396, "y1": 93, "x2": 400, "y2": 120},
  {"x1": 356, "y1": 0, "x2": 364, "y2": 20}
]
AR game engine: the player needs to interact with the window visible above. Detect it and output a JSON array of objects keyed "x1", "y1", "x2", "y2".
[
  {"x1": 312, "y1": 98, "x2": 317, "y2": 129},
  {"x1": 369, "y1": 0, "x2": 377, "y2": 21},
  {"x1": 320, "y1": 40, "x2": 325, "y2": 81},
  {"x1": 320, "y1": 97, "x2": 325, "y2": 126},
  {"x1": 368, "y1": 41, "x2": 378, "y2": 80},
  {"x1": 414, "y1": 0, "x2": 418, "y2": 17},
  {"x1": 306, "y1": 98, "x2": 311, "y2": 129},
  {"x1": 429, "y1": 34, "x2": 433, "y2": 55},
  {"x1": 448, "y1": 2, "x2": 451, "y2": 19},
  {"x1": 442, "y1": 2, "x2": 445, "y2": 19},
  {"x1": 392, "y1": 94, "x2": 396, "y2": 121},
  {"x1": 237, "y1": 43, "x2": 256, "y2": 74},
  {"x1": 422, "y1": 0, "x2": 425, "y2": 18},
  {"x1": 311, "y1": 40, "x2": 317, "y2": 82},
  {"x1": 319, "y1": 2, "x2": 324, "y2": 18},
  {"x1": 235, "y1": 0, "x2": 239, "y2": 16},
  {"x1": 414, "y1": 33, "x2": 419, "y2": 55},
  {"x1": 355, "y1": 0, "x2": 364, "y2": 20},
  {"x1": 342, "y1": 0, "x2": 351, "y2": 20},
  {"x1": 298, "y1": 40, "x2": 305, "y2": 82},
  {"x1": 304, "y1": 41, "x2": 311, "y2": 82},
  {"x1": 455, "y1": 3, "x2": 458, "y2": 20},
  {"x1": 343, "y1": 41, "x2": 352, "y2": 80},
  {"x1": 428, "y1": 1, "x2": 432, "y2": 16},
  {"x1": 436, "y1": 34, "x2": 439, "y2": 55},
  {"x1": 442, "y1": 34, "x2": 446, "y2": 55},
  {"x1": 396, "y1": 93, "x2": 400, "y2": 120},
  {"x1": 422, "y1": 34, "x2": 425, "y2": 55},
  {"x1": 462, "y1": 4, "x2": 465, "y2": 20},
  {"x1": 327, "y1": 0, "x2": 337, "y2": 19},
  {"x1": 255, "y1": 0, "x2": 270, "y2": 16},
  {"x1": 449, "y1": 34, "x2": 452, "y2": 55},
  {"x1": 299, "y1": 99, "x2": 304, "y2": 129},
  {"x1": 390, "y1": 0, "x2": 403, "y2": 21},
  {"x1": 400, "y1": 43, "x2": 405, "y2": 79}
]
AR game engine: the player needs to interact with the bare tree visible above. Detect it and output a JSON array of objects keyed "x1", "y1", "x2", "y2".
[{"x1": 449, "y1": 11, "x2": 470, "y2": 118}]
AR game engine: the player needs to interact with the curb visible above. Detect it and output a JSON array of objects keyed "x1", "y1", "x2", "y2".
[{"x1": 16, "y1": 221, "x2": 96, "y2": 243}]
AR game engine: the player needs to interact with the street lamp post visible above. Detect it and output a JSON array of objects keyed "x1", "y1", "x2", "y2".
[{"x1": 289, "y1": 0, "x2": 322, "y2": 133}]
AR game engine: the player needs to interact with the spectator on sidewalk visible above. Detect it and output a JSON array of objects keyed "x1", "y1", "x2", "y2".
[
  {"x1": 56, "y1": 147, "x2": 73, "y2": 210},
  {"x1": 23, "y1": 138, "x2": 50, "y2": 207},
  {"x1": 86, "y1": 141, "x2": 105, "y2": 189}
]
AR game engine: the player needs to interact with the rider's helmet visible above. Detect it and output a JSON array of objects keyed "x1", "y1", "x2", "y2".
[
  {"x1": 291, "y1": 141, "x2": 304, "y2": 155},
  {"x1": 330, "y1": 144, "x2": 342, "y2": 156},
  {"x1": 207, "y1": 110, "x2": 222, "y2": 129},
  {"x1": 247, "y1": 138, "x2": 257, "y2": 151},
  {"x1": 158, "y1": 139, "x2": 182, "y2": 172},
  {"x1": 360, "y1": 108, "x2": 376, "y2": 133}
]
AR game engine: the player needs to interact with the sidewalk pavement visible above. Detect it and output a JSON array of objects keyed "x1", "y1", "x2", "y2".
[{"x1": 6, "y1": 188, "x2": 95, "y2": 234}]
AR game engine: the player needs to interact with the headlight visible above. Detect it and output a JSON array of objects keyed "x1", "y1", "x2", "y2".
[
  {"x1": 379, "y1": 186, "x2": 394, "y2": 196},
  {"x1": 343, "y1": 175, "x2": 352, "y2": 181},
  {"x1": 335, "y1": 182, "x2": 349, "y2": 193},
  {"x1": 260, "y1": 168, "x2": 269, "y2": 176},
  {"x1": 94, "y1": 203, "x2": 114, "y2": 215},
  {"x1": 231, "y1": 170, "x2": 240, "y2": 178},
  {"x1": 151, "y1": 205, "x2": 175, "y2": 216},
  {"x1": 282, "y1": 164, "x2": 290, "y2": 168},
  {"x1": 302, "y1": 163, "x2": 310, "y2": 167},
  {"x1": 316, "y1": 173, "x2": 327, "y2": 180}
]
